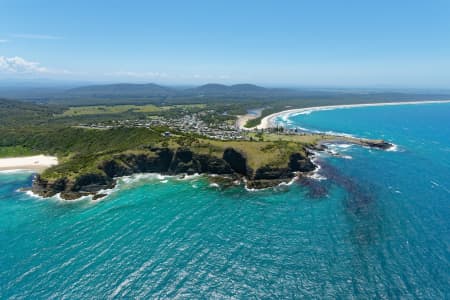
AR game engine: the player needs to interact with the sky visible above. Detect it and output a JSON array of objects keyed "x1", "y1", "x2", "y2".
[{"x1": 0, "y1": 0, "x2": 450, "y2": 88}]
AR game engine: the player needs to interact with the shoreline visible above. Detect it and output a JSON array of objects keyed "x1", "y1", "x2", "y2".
[
  {"x1": 235, "y1": 108, "x2": 263, "y2": 129},
  {"x1": 0, "y1": 155, "x2": 58, "y2": 173},
  {"x1": 29, "y1": 135, "x2": 393, "y2": 200},
  {"x1": 255, "y1": 100, "x2": 450, "y2": 129}
]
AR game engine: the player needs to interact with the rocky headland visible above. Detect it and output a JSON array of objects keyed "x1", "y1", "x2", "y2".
[
  {"x1": 31, "y1": 136, "x2": 393, "y2": 200},
  {"x1": 32, "y1": 146, "x2": 317, "y2": 200}
]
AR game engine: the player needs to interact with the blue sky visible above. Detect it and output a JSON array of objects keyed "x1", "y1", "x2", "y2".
[{"x1": 1, "y1": 0, "x2": 449, "y2": 87}]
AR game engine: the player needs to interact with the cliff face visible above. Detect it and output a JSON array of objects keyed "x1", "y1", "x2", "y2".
[
  {"x1": 32, "y1": 173, "x2": 115, "y2": 200},
  {"x1": 32, "y1": 147, "x2": 316, "y2": 200},
  {"x1": 223, "y1": 148, "x2": 252, "y2": 176}
]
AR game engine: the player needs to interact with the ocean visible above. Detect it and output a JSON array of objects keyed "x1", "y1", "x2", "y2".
[{"x1": 1, "y1": 103, "x2": 449, "y2": 298}]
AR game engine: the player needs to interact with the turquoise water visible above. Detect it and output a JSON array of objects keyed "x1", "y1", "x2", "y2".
[{"x1": 1, "y1": 103, "x2": 450, "y2": 298}]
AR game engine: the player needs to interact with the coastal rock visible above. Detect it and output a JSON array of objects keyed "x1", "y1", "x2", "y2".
[
  {"x1": 99, "y1": 148, "x2": 176, "y2": 177},
  {"x1": 223, "y1": 148, "x2": 252, "y2": 176},
  {"x1": 288, "y1": 153, "x2": 316, "y2": 172},
  {"x1": 169, "y1": 148, "x2": 200, "y2": 174},
  {"x1": 101, "y1": 159, "x2": 132, "y2": 177},
  {"x1": 363, "y1": 140, "x2": 392, "y2": 150},
  {"x1": 196, "y1": 155, "x2": 234, "y2": 174},
  {"x1": 60, "y1": 191, "x2": 89, "y2": 200},
  {"x1": 208, "y1": 175, "x2": 238, "y2": 189},
  {"x1": 149, "y1": 148, "x2": 174, "y2": 171},
  {"x1": 92, "y1": 193, "x2": 108, "y2": 200},
  {"x1": 116, "y1": 149, "x2": 174, "y2": 173},
  {"x1": 32, "y1": 176, "x2": 68, "y2": 198},
  {"x1": 246, "y1": 179, "x2": 287, "y2": 190},
  {"x1": 172, "y1": 160, "x2": 201, "y2": 175},
  {"x1": 32, "y1": 146, "x2": 318, "y2": 199},
  {"x1": 172, "y1": 148, "x2": 193, "y2": 163},
  {"x1": 32, "y1": 173, "x2": 114, "y2": 200},
  {"x1": 71, "y1": 173, "x2": 115, "y2": 193},
  {"x1": 254, "y1": 166, "x2": 292, "y2": 180}
]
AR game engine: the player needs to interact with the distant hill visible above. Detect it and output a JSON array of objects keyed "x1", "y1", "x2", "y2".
[
  {"x1": 192, "y1": 83, "x2": 266, "y2": 92},
  {"x1": 189, "y1": 83, "x2": 230, "y2": 94},
  {"x1": 229, "y1": 84, "x2": 268, "y2": 92},
  {"x1": 2, "y1": 82, "x2": 450, "y2": 107},
  {"x1": 65, "y1": 82, "x2": 280, "y2": 99},
  {"x1": 185, "y1": 83, "x2": 275, "y2": 96},
  {"x1": 66, "y1": 83, "x2": 176, "y2": 98}
]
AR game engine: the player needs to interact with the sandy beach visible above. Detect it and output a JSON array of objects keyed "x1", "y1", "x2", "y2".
[
  {"x1": 0, "y1": 155, "x2": 58, "y2": 172},
  {"x1": 256, "y1": 100, "x2": 450, "y2": 129},
  {"x1": 236, "y1": 108, "x2": 264, "y2": 130},
  {"x1": 236, "y1": 114, "x2": 256, "y2": 129}
]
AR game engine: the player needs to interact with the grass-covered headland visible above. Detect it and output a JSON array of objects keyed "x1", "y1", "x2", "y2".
[
  {"x1": 22, "y1": 126, "x2": 318, "y2": 199},
  {"x1": 0, "y1": 95, "x2": 396, "y2": 200}
]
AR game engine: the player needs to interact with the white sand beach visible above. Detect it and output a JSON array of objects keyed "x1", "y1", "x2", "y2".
[
  {"x1": 236, "y1": 114, "x2": 256, "y2": 129},
  {"x1": 256, "y1": 100, "x2": 450, "y2": 129},
  {"x1": 0, "y1": 155, "x2": 58, "y2": 172},
  {"x1": 236, "y1": 108, "x2": 264, "y2": 129}
]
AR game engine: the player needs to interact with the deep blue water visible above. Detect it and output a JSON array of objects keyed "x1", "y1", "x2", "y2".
[{"x1": 1, "y1": 103, "x2": 449, "y2": 298}]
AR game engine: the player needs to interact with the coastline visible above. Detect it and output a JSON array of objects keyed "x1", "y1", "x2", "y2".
[
  {"x1": 29, "y1": 134, "x2": 394, "y2": 201},
  {"x1": 255, "y1": 100, "x2": 450, "y2": 129},
  {"x1": 0, "y1": 155, "x2": 58, "y2": 173},
  {"x1": 235, "y1": 114, "x2": 256, "y2": 129},
  {"x1": 235, "y1": 108, "x2": 263, "y2": 129}
]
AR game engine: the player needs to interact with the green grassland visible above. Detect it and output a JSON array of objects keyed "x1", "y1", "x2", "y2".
[
  {"x1": 61, "y1": 104, "x2": 160, "y2": 116},
  {"x1": 248, "y1": 132, "x2": 329, "y2": 143},
  {"x1": 0, "y1": 121, "x2": 314, "y2": 180},
  {"x1": 189, "y1": 139, "x2": 308, "y2": 170},
  {"x1": 60, "y1": 104, "x2": 206, "y2": 116}
]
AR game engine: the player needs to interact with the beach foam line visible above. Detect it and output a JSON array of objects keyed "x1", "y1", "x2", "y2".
[
  {"x1": 256, "y1": 100, "x2": 450, "y2": 129},
  {"x1": 0, "y1": 169, "x2": 35, "y2": 174}
]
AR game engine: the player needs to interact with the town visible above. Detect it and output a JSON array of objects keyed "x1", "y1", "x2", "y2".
[{"x1": 76, "y1": 110, "x2": 308, "y2": 141}]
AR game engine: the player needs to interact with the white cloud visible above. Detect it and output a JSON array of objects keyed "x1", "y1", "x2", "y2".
[
  {"x1": 0, "y1": 56, "x2": 48, "y2": 73},
  {"x1": 11, "y1": 33, "x2": 62, "y2": 40},
  {"x1": 0, "y1": 56, "x2": 71, "y2": 75}
]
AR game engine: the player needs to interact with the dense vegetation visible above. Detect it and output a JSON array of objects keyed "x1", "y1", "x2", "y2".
[
  {"x1": 0, "y1": 99, "x2": 63, "y2": 126},
  {"x1": 0, "y1": 126, "x2": 167, "y2": 157}
]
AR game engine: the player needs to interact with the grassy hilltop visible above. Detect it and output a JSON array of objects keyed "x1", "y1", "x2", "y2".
[{"x1": 1, "y1": 125, "x2": 312, "y2": 181}]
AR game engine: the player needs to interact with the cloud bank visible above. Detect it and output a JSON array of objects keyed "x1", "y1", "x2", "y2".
[
  {"x1": 0, "y1": 56, "x2": 70, "y2": 75},
  {"x1": 0, "y1": 56, "x2": 48, "y2": 73}
]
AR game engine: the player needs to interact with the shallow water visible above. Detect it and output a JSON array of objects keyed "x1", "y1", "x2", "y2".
[{"x1": 1, "y1": 103, "x2": 449, "y2": 298}]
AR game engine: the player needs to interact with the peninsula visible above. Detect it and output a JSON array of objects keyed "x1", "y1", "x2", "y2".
[
  {"x1": 29, "y1": 129, "x2": 392, "y2": 200},
  {"x1": 3, "y1": 89, "x2": 445, "y2": 201}
]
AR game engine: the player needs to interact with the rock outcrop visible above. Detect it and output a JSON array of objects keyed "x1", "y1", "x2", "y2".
[
  {"x1": 288, "y1": 153, "x2": 316, "y2": 172},
  {"x1": 361, "y1": 140, "x2": 392, "y2": 150},
  {"x1": 32, "y1": 176, "x2": 68, "y2": 198},
  {"x1": 222, "y1": 148, "x2": 252, "y2": 176},
  {"x1": 32, "y1": 173, "x2": 115, "y2": 200}
]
